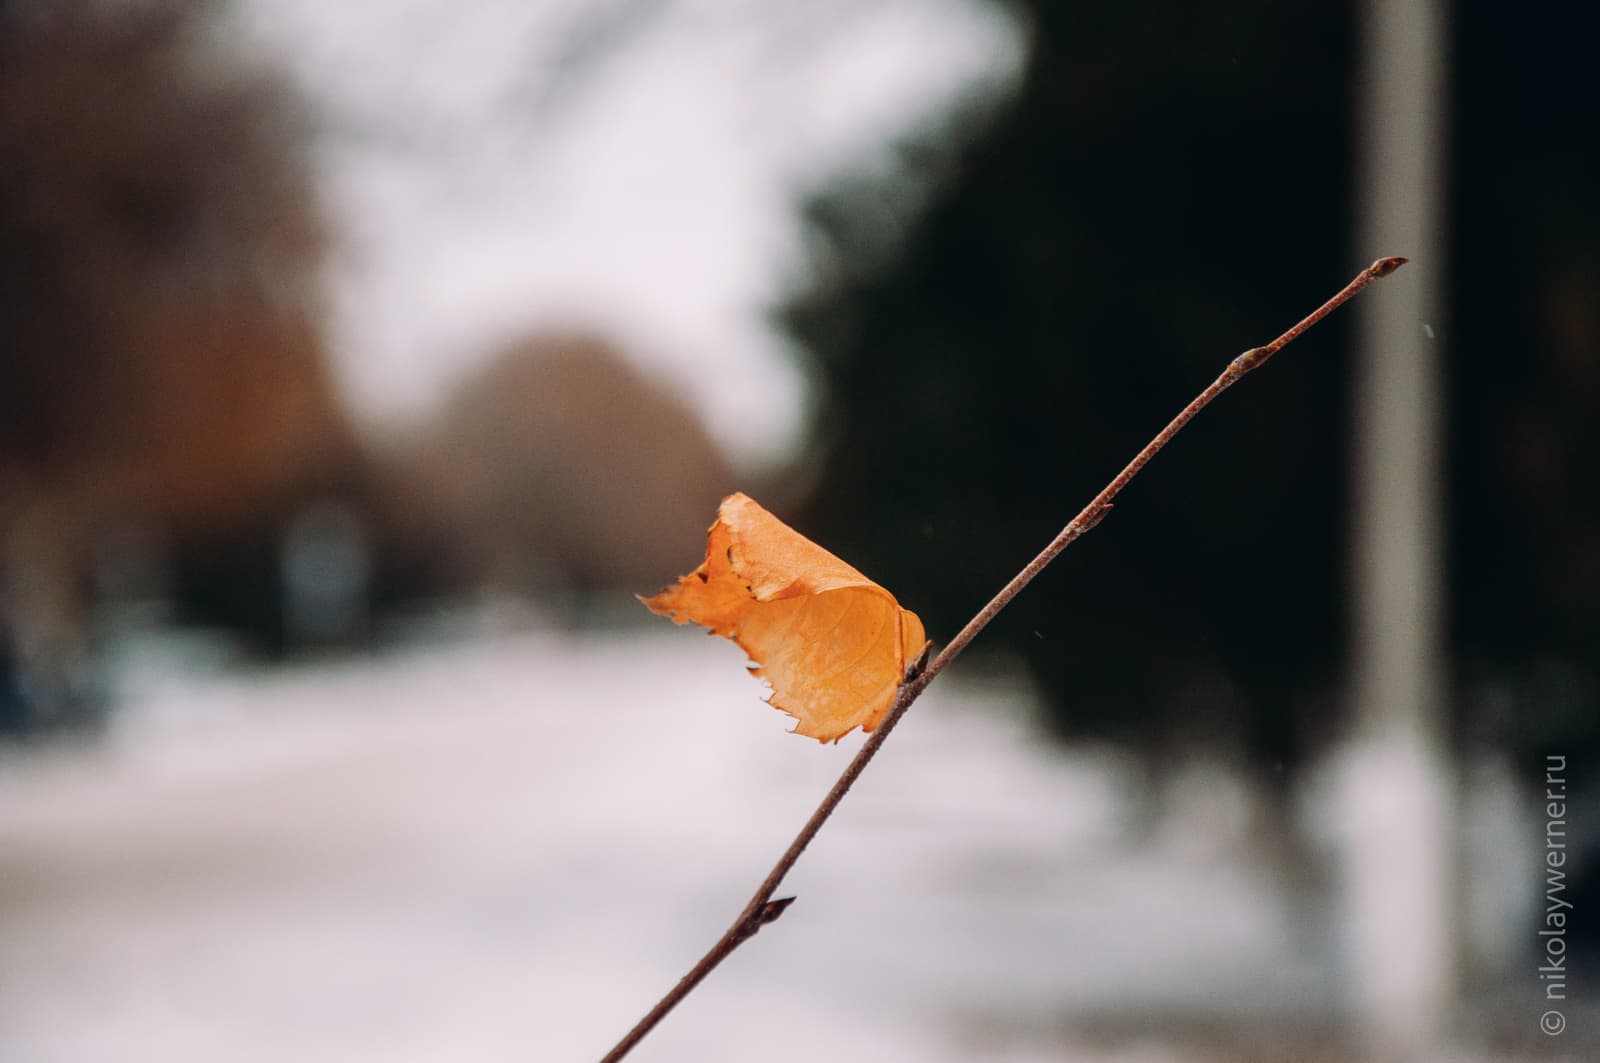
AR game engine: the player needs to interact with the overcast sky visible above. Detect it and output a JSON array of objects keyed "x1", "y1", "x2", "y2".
[{"x1": 228, "y1": 0, "x2": 1024, "y2": 471}]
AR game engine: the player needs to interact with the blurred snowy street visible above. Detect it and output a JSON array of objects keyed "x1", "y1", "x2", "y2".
[{"x1": 1, "y1": 624, "x2": 1338, "y2": 1062}]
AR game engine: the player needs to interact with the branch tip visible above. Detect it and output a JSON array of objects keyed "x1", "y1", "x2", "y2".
[{"x1": 1369, "y1": 256, "x2": 1408, "y2": 278}]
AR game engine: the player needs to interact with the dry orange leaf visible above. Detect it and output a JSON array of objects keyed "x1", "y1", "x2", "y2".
[{"x1": 642, "y1": 492, "x2": 928, "y2": 743}]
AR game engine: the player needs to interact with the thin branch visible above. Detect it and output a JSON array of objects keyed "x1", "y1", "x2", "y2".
[{"x1": 599, "y1": 256, "x2": 1407, "y2": 1062}]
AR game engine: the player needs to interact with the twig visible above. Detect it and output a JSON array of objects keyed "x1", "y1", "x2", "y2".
[{"x1": 599, "y1": 257, "x2": 1407, "y2": 1062}]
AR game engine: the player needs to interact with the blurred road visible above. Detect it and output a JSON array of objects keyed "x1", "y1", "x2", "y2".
[{"x1": 0, "y1": 622, "x2": 1431, "y2": 1061}]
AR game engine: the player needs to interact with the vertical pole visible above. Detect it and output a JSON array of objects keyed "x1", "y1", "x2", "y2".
[{"x1": 1344, "y1": 0, "x2": 1453, "y2": 1053}]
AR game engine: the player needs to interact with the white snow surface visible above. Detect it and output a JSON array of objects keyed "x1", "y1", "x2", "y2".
[{"x1": 0, "y1": 623, "x2": 1328, "y2": 1062}]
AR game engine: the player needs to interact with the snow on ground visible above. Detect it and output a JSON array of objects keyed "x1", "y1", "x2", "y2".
[{"x1": 1, "y1": 622, "x2": 1332, "y2": 1061}]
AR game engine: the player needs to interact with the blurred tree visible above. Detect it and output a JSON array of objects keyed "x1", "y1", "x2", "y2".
[
  {"x1": 783, "y1": 0, "x2": 1599, "y2": 778},
  {"x1": 0, "y1": 1, "x2": 352, "y2": 520},
  {"x1": 788, "y1": 0, "x2": 1356, "y2": 775},
  {"x1": 391, "y1": 333, "x2": 736, "y2": 606},
  {"x1": 1446, "y1": 0, "x2": 1600, "y2": 770},
  {"x1": 0, "y1": 0, "x2": 362, "y2": 711}
]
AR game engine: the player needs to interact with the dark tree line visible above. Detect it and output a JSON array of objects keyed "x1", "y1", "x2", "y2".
[{"x1": 784, "y1": 0, "x2": 1599, "y2": 780}]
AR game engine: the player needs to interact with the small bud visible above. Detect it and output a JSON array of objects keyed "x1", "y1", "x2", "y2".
[
  {"x1": 759, "y1": 897, "x2": 796, "y2": 925},
  {"x1": 1230, "y1": 346, "x2": 1270, "y2": 373}
]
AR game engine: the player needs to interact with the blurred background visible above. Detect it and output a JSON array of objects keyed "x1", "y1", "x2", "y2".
[{"x1": 1, "y1": 0, "x2": 1595, "y2": 1060}]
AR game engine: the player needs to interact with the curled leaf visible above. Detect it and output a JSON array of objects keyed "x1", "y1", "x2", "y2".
[{"x1": 642, "y1": 493, "x2": 927, "y2": 743}]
